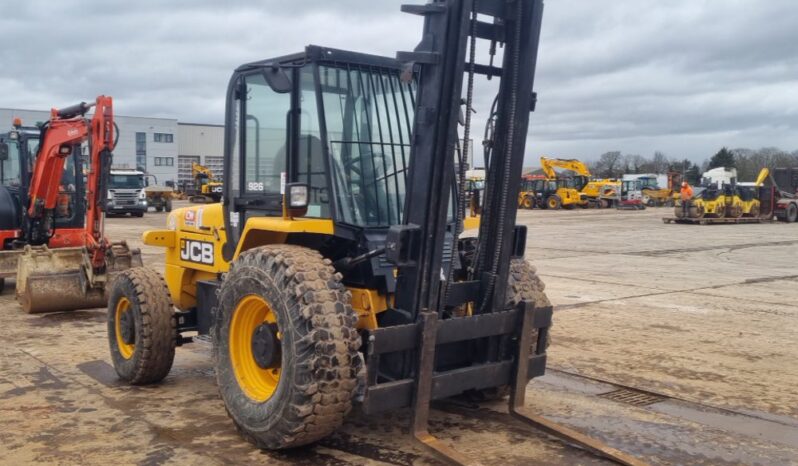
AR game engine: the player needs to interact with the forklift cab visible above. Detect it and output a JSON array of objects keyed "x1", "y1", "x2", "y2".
[{"x1": 222, "y1": 46, "x2": 421, "y2": 293}]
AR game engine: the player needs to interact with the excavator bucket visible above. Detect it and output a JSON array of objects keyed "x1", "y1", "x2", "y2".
[
  {"x1": 15, "y1": 243, "x2": 141, "y2": 314},
  {"x1": 15, "y1": 246, "x2": 103, "y2": 314}
]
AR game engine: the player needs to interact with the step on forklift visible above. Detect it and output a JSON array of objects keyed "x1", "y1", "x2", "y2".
[{"x1": 107, "y1": 1, "x2": 643, "y2": 464}]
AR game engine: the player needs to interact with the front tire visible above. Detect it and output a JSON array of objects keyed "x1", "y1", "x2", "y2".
[
  {"x1": 108, "y1": 268, "x2": 176, "y2": 385},
  {"x1": 214, "y1": 245, "x2": 361, "y2": 450},
  {"x1": 547, "y1": 195, "x2": 562, "y2": 210},
  {"x1": 522, "y1": 196, "x2": 534, "y2": 210}
]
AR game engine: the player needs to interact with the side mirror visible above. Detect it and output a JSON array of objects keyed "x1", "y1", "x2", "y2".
[
  {"x1": 0, "y1": 142, "x2": 8, "y2": 161},
  {"x1": 262, "y1": 67, "x2": 292, "y2": 93}
]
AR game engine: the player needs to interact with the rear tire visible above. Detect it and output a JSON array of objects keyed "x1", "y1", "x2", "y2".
[
  {"x1": 787, "y1": 203, "x2": 798, "y2": 223},
  {"x1": 165, "y1": 198, "x2": 173, "y2": 212},
  {"x1": 108, "y1": 268, "x2": 176, "y2": 385},
  {"x1": 547, "y1": 195, "x2": 562, "y2": 210},
  {"x1": 214, "y1": 245, "x2": 361, "y2": 450}
]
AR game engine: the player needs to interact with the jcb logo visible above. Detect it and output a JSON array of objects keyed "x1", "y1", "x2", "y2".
[
  {"x1": 180, "y1": 240, "x2": 214, "y2": 265},
  {"x1": 211, "y1": 185, "x2": 223, "y2": 194}
]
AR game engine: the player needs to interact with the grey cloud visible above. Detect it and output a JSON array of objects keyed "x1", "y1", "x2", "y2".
[{"x1": 1, "y1": 1, "x2": 796, "y2": 165}]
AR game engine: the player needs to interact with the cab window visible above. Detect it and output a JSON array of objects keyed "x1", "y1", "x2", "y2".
[{"x1": 243, "y1": 73, "x2": 289, "y2": 195}]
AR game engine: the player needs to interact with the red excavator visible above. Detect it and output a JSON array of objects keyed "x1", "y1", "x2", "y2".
[{"x1": 0, "y1": 96, "x2": 141, "y2": 312}]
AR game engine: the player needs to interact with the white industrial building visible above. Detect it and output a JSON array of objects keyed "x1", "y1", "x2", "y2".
[
  {"x1": 0, "y1": 107, "x2": 223, "y2": 187},
  {"x1": 177, "y1": 123, "x2": 224, "y2": 187}
]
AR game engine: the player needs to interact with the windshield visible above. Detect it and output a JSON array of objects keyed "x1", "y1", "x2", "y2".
[
  {"x1": 0, "y1": 139, "x2": 22, "y2": 187},
  {"x1": 319, "y1": 64, "x2": 416, "y2": 227},
  {"x1": 110, "y1": 174, "x2": 144, "y2": 189}
]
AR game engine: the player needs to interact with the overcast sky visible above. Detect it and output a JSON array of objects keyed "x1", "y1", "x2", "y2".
[{"x1": 1, "y1": 1, "x2": 796, "y2": 165}]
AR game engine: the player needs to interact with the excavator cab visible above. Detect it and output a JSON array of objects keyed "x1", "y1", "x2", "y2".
[
  {"x1": 0, "y1": 125, "x2": 86, "y2": 250},
  {"x1": 0, "y1": 127, "x2": 89, "y2": 291}
]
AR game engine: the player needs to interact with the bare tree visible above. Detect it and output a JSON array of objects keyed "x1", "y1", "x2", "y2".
[
  {"x1": 651, "y1": 151, "x2": 669, "y2": 173},
  {"x1": 594, "y1": 151, "x2": 622, "y2": 178}
]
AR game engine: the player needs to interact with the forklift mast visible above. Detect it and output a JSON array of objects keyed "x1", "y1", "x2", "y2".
[{"x1": 394, "y1": 0, "x2": 543, "y2": 318}]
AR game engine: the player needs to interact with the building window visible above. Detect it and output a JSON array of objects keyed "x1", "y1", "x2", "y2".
[
  {"x1": 135, "y1": 132, "x2": 147, "y2": 171},
  {"x1": 154, "y1": 157, "x2": 174, "y2": 167},
  {"x1": 154, "y1": 133, "x2": 174, "y2": 143}
]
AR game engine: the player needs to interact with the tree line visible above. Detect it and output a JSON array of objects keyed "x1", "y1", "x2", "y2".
[{"x1": 586, "y1": 148, "x2": 798, "y2": 185}]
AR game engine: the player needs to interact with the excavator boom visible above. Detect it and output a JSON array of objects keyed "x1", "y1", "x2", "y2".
[{"x1": 540, "y1": 156, "x2": 592, "y2": 178}]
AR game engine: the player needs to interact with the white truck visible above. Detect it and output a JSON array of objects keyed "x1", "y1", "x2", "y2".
[{"x1": 107, "y1": 169, "x2": 147, "y2": 217}]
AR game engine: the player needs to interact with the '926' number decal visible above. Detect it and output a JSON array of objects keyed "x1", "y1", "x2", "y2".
[
  {"x1": 247, "y1": 181, "x2": 264, "y2": 192},
  {"x1": 180, "y1": 239, "x2": 214, "y2": 265}
]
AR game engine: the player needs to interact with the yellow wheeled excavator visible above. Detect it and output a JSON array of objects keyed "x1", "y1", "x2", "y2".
[
  {"x1": 106, "y1": 2, "x2": 643, "y2": 465},
  {"x1": 539, "y1": 156, "x2": 619, "y2": 209}
]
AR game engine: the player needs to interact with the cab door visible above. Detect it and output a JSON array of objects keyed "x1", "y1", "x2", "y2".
[{"x1": 223, "y1": 69, "x2": 293, "y2": 256}]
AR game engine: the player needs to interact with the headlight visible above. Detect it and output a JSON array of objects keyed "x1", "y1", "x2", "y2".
[{"x1": 287, "y1": 183, "x2": 308, "y2": 209}]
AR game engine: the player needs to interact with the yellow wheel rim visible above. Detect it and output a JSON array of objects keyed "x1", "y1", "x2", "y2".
[
  {"x1": 229, "y1": 294, "x2": 281, "y2": 402},
  {"x1": 115, "y1": 297, "x2": 135, "y2": 359},
  {"x1": 523, "y1": 198, "x2": 533, "y2": 208},
  {"x1": 548, "y1": 198, "x2": 557, "y2": 208}
]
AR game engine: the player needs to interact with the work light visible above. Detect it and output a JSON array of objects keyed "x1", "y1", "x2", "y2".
[{"x1": 287, "y1": 183, "x2": 309, "y2": 209}]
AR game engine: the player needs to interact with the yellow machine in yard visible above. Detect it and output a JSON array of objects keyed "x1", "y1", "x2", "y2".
[
  {"x1": 538, "y1": 157, "x2": 586, "y2": 209},
  {"x1": 518, "y1": 174, "x2": 544, "y2": 209},
  {"x1": 539, "y1": 156, "x2": 619, "y2": 209},
  {"x1": 105, "y1": 2, "x2": 641, "y2": 465},
  {"x1": 188, "y1": 162, "x2": 224, "y2": 203},
  {"x1": 675, "y1": 169, "x2": 767, "y2": 219},
  {"x1": 675, "y1": 185, "x2": 727, "y2": 219}
]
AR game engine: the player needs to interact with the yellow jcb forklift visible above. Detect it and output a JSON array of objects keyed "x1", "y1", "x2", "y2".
[
  {"x1": 106, "y1": 2, "x2": 642, "y2": 465},
  {"x1": 188, "y1": 162, "x2": 223, "y2": 203}
]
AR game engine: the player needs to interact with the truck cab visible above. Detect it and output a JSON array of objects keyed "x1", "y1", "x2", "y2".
[{"x1": 107, "y1": 169, "x2": 147, "y2": 217}]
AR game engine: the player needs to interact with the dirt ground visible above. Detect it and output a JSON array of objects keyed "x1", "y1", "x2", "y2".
[{"x1": 1, "y1": 203, "x2": 796, "y2": 465}]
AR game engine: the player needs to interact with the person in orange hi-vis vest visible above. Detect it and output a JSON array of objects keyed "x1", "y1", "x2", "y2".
[{"x1": 680, "y1": 181, "x2": 694, "y2": 216}]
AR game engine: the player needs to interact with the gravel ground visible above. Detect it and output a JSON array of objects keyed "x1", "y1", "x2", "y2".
[{"x1": 1, "y1": 203, "x2": 796, "y2": 465}]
